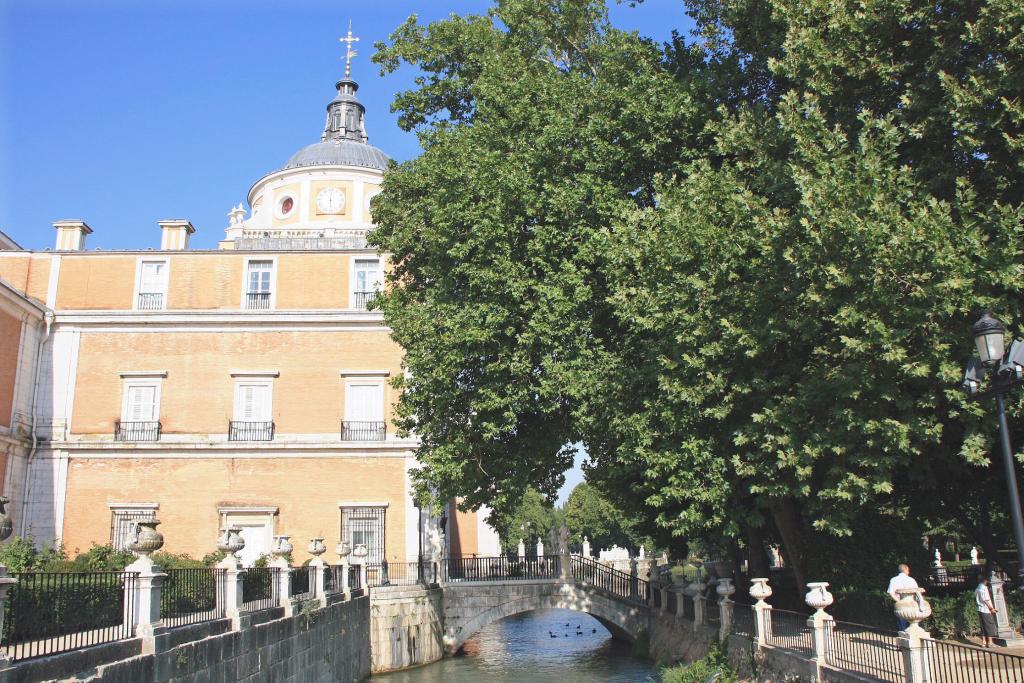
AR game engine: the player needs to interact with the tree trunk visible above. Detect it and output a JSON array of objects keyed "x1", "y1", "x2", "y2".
[
  {"x1": 770, "y1": 497, "x2": 807, "y2": 594},
  {"x1": 746, "y1": 523, "x2": 771, "y2": 579}
]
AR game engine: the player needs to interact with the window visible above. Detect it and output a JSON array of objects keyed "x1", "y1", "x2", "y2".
[
  {"x1": 245, "y1": 260, "x2": 274, "y2": 310},
  {"x1": 118, "y1": 378, "x2": 162, "y2": 440},
  {"x1": 136, "y1": 260, "x2": 168, "y2": 310},
  {"x1": 352, "y1": 258, "x2": 381, "y2": 309},
  {"x1": 110, "y1": 504, "x2": 157, "y2": 551},
  {"x1": 340, "y1": 505, "x2": 386, "y2": 564},
  {"x1": 230, "y1": 379, "x2": 274, "y2": 441}
]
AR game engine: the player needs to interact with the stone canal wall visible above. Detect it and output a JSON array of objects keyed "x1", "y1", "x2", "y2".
[
  {"x1": 368, "y1": 585, "x2": 445, "y2": 673},
  {"x1": 647, "y1": 610, "x2": 718, "y2": 665},
  {"x1": 0, "y1": 594, "x2": 370, "y2": 683}
]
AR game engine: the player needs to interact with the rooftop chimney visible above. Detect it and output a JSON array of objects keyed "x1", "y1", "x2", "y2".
[
  {"x1": 53, "y1": 220, "x2": 93, "y2": 251},
  {"x1": 159, "y1": 219, "x2": 195, "y2": 250}
]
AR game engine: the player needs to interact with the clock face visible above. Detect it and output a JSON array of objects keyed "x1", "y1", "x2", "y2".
[{"x1": 316, "y1": 187, "x2": 346, "y2": 214}]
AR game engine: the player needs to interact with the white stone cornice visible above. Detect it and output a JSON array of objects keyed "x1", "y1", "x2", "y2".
[
  {"x1": 119, "y1": 370, "x2": 168, "y2": 378},
  {"x1": 49, "y1": 309, "x2": 389, "y2": 332},
  {"x1": 230, "y1": 370, "x2": 280, "y2": 378},
  {"x1": 339, "y1": 369, "x2": 391, "y2": 377}
]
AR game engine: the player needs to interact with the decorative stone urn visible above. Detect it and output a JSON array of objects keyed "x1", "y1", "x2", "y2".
[
  {"x1": 217, "y1": 527, "x2": 245, "y2": 558},
  {"x1": 749, "y1": 577, "x2": 772, "y2": 605},
  {"x1": 895, "y1": 587, "x2": 932, "y2": 629},
  {"x1": 308, "y1": 538, "x2": 327, "y2": 557},
  {"x1": 335, "y1": 541, "x2": 352, "y2": 562},
  {"x1": 0, "y1": 496, "x2": 13, "y2": 542},
  {"x1": 716, "y1": 577, "x2": 736, "y2": 601},
  {"x1": 352, "y1": 543, "x2": 368, "y2": 563},
  {"x1": 271, "y1": 535, "x2": 293, "y2": 558},
  {"x1": 128, "y1": 519, "x2": 165, "y2": 557},
  {"x1": 805, "y1": 582, "x2": 834, "y2": 615}
]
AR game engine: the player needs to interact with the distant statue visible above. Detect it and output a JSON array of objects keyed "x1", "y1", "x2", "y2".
[
  {"x1": 638, "y1": 546, "x2": 646, "y2": 560},
  {"x1": 557, "y1": 524, "x2": 569, "y2": 555},
  {"x1": 971, "y1": 546, "x2": 980, "y2": 565},
  {"x1": 582, "y1": 536, "x2": 591, "y2": 559},
  {"x1": 933, "y1": 548, "x2": 943, "y2": 568},
  {"x1": 517, "y1": 538, "x2": 526, "y2": 560},
  {"x1": 429, "y1": 527, "x2": 442, "y2": 561}
]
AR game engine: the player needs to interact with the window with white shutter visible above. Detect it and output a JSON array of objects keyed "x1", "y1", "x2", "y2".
[
  {"x1": 135, "y1": 260, "x2": 168, "y2": 310},
  {"x1": 345, "y1": 383, "x2": 384, "y2": 422},
  {"x1": 234, "y1": 382, "x2": 272, "y2": 421}
]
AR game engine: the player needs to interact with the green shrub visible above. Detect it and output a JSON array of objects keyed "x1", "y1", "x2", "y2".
[{"x1": 660, "y1": 647, "x2": 737, "y2": 683}]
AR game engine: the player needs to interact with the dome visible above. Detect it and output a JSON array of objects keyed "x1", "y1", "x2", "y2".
[{"x1": 282, "y1": 139, "x2": 390, "y2": 172}]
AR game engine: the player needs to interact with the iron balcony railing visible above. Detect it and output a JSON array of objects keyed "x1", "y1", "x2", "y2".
[
  {"x1": 228, "y1": 421, "x2": 275, "y2": 441},
  {"x1": 114, "y1": 420, "x2": 161, "y2": 442},
  {"x1": 245, "y1": 292, "x2": 272, "y2": 310},
  {"x1": 341, "y1": 420, "x2": 386, "y2": 441},
  {"x1": 136, "y1": 292, "x2": 164, "y2": 310},
  {"x1": 352, "y1": 291, "x2": 377, "y2": 309}
]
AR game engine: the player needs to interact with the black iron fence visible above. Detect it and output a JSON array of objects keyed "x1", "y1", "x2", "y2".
[
  {"x1": 240, "y1": 567, "x2": 280, "y2": 612},
  {"x1": 571, "y1": 556, "x2": 649, "y2": 605},
  {"x1": 682, "y1": 593, "x2": 695, "y2": 619},
  {"x1": 666, "y1": 590, "x2": 677, "y2": 614},
  {"x1": 290, "y1": 566, "x2": 313, "y2": 599},
  {"x1": 732, "y1": 604, "x2": 755, "y2": 638},
  {"x1": 2, "y1": 571, "x2": 138, "y2": 662},
  {"x1": 827, "y1": 621, "x2": 905, "y2": 683},
  {"x1": 340, "y1": 421, "x2": 386, "y2": 441},
  {"x1": 161, "y1": 568, "x2": 225, "y2": 628},
  {"x1": 228, "y1": 421, "x2": 274, "y2": 441},
  {"x1": 348, "y1": 565, "x2": 362, "y2": 593},
  {"x1": 444, "y1": 556, "x2": 561, "y2": 582},
  {"x1": 114, "y1": 421, "x2": 161, "y2": 442},
  {"x1": 245, "y1": 292, "x2": 271, "y2": 310},
  {"x1": 765, "y1": 609, "x2": 813, "y2": 655},
  {"x1": 924, "y1": 638, "x2": 1024, "y2": 683},
  {"x1": 366, "y1": 561, "x2": 431, "y2": 587}
]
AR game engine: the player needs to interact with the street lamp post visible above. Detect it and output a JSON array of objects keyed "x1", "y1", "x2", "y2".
[{"x1": 963, "y1": 312, "x2": 1024, "y2": 583}]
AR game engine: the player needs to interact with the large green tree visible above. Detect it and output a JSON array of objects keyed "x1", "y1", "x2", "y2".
[{"x1": 370, "y1": 0, "x2": 1024, "y2": 589}]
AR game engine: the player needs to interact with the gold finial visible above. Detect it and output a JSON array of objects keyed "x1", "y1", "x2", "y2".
[{"x1": 339, "y1": 20, "x2": 360, "y2": 79}]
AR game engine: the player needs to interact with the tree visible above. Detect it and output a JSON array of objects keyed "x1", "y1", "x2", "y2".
[
  {"x1": 563, "y1": 482, "x2": 654, "y2": 555},
  {"x1": 488, "y1": 488, "x2": 560, "y2": 552},
  {"x1": 370, "y1": 0, "x2": 1024, "y2": 590}
]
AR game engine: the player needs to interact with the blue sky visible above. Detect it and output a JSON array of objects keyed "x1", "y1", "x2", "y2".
[{"x1": 0, "y1": 0, "x2": 693, "y2": 503}]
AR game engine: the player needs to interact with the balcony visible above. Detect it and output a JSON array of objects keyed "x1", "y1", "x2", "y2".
[
  {"x1": 341, "y1": 420, "x2": 386, "y2": 441},
  {"x1": 114, "y1": 421, "x2": 161, "y2": 442},
  {"x1": 352, "y1": 291, "x2": 377, "y2": 310},
  {"x1": 245, "y1": 292, "x2": 272, "y2": 310},
  {"x1": 229, "y1": 421, "x2": 275, "y2": 441},
  {"x1": 137, "y1": 293, "x2": 165, "y2": 310}
]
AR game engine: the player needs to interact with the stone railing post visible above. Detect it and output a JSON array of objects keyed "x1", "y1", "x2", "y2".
[
  {"x1": 123, "y1": 520, "x2": 168, "y2": 654},
  {"x1": 308, "y1": 538, "x2": 328, "y2": 604},
  {"x1": 805, "y1": 582, "x2": 835, "y2": 682},
  {"x1": 749, "y1": 577, "x2": 773, "y2": 647},
  {"x1": 895, "y1": 588, "x2": 933, "y2": 683},
  {"x1": 215, "y1": 526, "x2": 247, "y2": 625},
  {"x1": 0, "y1": 565, "x2": 15, "y2": 666},
  {"x1": 353, "y1": 543, "x2": 369, "y2": 590},
  {"x1": 691, "y1": 574, "x2": 708, "y2": 627},
  {"x1": 336, "y1": 541, "x2": 352, "y2": 596},
  {"x1": 660, "y1": 582, "x2": 671, "y2": 615},
  {"x1": 718, "y1": 577, "x2": 736, "y2": 642},
  {"x1": 989, "y1": 572, "x2": 1024, "y2": 646},
  {"x1": 270, "y1": 535, "x2": 294, "y2": 613}
]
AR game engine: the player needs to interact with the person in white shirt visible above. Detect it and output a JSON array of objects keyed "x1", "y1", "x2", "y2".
[
  {"x1": 976, "y1": 575, "x2": 998, "y2": 647},
  {"x1": 887, "y1": 564, "x2": 919, "y2": 631}
]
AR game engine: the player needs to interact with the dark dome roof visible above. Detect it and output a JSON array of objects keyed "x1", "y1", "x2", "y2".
[{"x1": 282, "y1": 139, "x2": 390, "y2": 172}]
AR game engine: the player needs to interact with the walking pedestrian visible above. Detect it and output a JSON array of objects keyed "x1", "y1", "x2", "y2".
[
  {"x1": 976, "y1": 575, "x2": 998, "y2": 647},
  {"x1": 887, "y1": 563, "x2": 919, "y2": 631}
]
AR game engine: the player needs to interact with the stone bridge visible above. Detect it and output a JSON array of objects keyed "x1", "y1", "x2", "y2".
[
  {"x1": 441, "y1": 575, "x2": 650, "y2": 653},
  {"x1": 368, "y1": 554, "x2": 652, "y2": 664}
]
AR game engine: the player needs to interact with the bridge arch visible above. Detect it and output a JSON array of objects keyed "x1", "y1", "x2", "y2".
[{"x1": 442, "y1": 580, "x2": 649, "y2": 654}]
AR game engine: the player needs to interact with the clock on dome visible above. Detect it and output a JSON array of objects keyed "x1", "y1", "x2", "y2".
[{"x1": 316, "y1": 187, "x2": 346, "y2": 215}]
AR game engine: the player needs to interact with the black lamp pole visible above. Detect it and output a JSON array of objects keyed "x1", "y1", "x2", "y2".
[
  {"x1": 994, "y1": 391, "x2": 1024, "y2": 583},
  {"x1": 968, "y1": 312, "x2": 1024, "y2": 583}
]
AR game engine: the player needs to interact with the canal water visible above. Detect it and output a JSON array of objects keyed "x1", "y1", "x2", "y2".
[{"x1": 372, "y1": 608, "x2": 660, "y2": 682}]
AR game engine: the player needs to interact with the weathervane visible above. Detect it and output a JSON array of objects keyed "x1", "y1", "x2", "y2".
[{"x1": 339, "y1": 21, "x2": 360, "y2": 79}]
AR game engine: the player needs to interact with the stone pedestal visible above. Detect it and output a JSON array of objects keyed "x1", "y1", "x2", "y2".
[
  {"x1": 990, "y1": 573, "x2": 1024, "y2": 647},
  {"x1": 0, "y1": 566, "x2": 17, "y2": 666},
  {"x1": 217, "y1": 555, "x2": 248, "y2": 627},
  {"x1": 310, "y1": 557, "x2": 328, "y2": 605},
  {"x1": 124, "y1": 556, "x2": 168, "y2": 654},
  {"x1": 895, "y1": 588, "x2": 933, "y2": 683}
]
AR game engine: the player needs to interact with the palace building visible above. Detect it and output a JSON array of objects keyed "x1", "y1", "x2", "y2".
[{"x1": 0, "y1": 31, "x2": 499, "y2": 565}]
